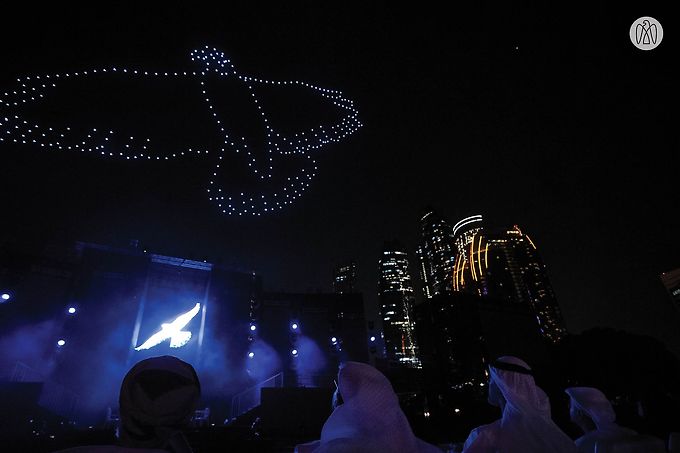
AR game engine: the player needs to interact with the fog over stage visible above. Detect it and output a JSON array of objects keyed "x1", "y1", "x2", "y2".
[
  {"x1": 0, "y1": 242, "x2": 264, "y2": 424},
  {"x1": 0, "y1": 241, "x2": 369, "y2": 426}
]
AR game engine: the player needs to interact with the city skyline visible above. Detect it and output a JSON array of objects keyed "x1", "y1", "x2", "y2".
[{"x1": 0, "y1": 3, "x2": 677, "y2": 358}]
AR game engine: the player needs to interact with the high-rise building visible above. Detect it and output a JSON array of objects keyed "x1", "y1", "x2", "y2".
[
  {"x1": 333, "y1": 261, "x2": 357, "y2": 294},
  {"x1": 661, "y1": 268, "x2": 680, "y2": 312},
  {"x1": 452, "y1": 225, "x2": 567, "y2": 342},
  {"x1": 378, "y1": 241, "x2": 419, "y2": 367},
  {"x1": 452, "y1": 214, "x2": 484, "y2": 258},
  {"x1": 414, "y1": 292, "x2": 549, "y2": 414},
  {"x1": 416, "y1": 209, "x2": 461, "y2": 299}
]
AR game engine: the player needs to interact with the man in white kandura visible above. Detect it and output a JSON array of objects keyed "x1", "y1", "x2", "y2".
[{"x1": 462, "y1": 356, "x2": 576, "y2": 453}]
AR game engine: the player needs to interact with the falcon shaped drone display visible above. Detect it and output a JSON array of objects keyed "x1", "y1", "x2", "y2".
[
  {"x1": 0, "y1": 46, "x2": 362, "y2": 216},
  {"x1": 135, "y1": 302, "x2": 201, "y2": 351}
]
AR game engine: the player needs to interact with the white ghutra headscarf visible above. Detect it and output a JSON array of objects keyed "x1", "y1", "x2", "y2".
[
  {"x1": 490, "y1": 356, "x2": 576, "y2": 453},
  {"x1": 296, "y1": 361, "x2": 440, "y2": 453},
  {"x1": 464, "y1": 356, "x2": 577, "y2": 453}
]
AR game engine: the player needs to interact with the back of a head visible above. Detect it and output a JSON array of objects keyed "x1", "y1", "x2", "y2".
[
  {"x1": 323, "y1": 361, "x2": 401, "y2": 440},
  {"x1": 489, "y1": 356, "x2": 545, "y2": 413},
  {"x1": 119, "y1": 355, "x2": 200, "y2": 451},
  {"x1": 318, "y1": 361, "x2": 440, "y2": 453},
  {"x1": 489, "y1": 356, "x2": 577, "y2": 453},
  {"x1": 565, "y1": 387, "x2": 617, "y2": 430},
  {"x1": 336, "y1": 361, "x2": 397, "y2": 407}
]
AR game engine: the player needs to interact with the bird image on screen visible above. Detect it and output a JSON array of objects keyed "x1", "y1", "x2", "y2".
[{"x1": 135, "y1": 303, "x2": 201, "y2": 350}]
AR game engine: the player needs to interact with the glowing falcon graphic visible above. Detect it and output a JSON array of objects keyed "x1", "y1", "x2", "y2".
[{"x1": 135, "y1": 303, "x2": 201, "y2": 351}]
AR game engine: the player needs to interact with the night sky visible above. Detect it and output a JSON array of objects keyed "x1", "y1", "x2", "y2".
[{"x1": 1, "y1": 4, "x2": 678, "y2": 355}]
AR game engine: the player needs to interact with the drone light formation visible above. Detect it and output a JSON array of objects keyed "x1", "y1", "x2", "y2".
[{"x1": 0, "y1": 47, "x2": 362, "y2": 216}]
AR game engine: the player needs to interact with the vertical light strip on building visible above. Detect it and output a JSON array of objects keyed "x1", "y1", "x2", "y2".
[
  {"x1": 470, "y1": 235, "x2": 478, "y2": 281},
  {"x1": 477, "y1": 235, "x2": 484, "y2": 277},
  {"x1": 526, "y1": 235, "x2": 537, "y2": 249}
]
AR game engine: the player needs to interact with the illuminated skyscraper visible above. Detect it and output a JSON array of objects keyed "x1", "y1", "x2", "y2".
[
  {"x1": 452, "y1": 215, "x2": 484, "y2": 257},
  {"x1": 333, "y1": 261, "x2": 357, "y2": 294},
  {"x1": 416, "y1": 209, "x2": 463, "y2": 299},
  {"x1": 452, "y1": 225, "x2": 567, "y2": 342},
  {"x1": 378, "y1": 241, "x2": 419, "y2": 367},
  {"x1": 661, "y1": 268, "x2": 680, "y2": 312}
]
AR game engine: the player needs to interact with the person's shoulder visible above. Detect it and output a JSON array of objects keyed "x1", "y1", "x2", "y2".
[
  {"x1": 295, "y1": 439, "x2": 322, "y2": 453},
  {"x1": 53, "y1": 446, "x2": 167, "y2": 453},
  {"x1": 416, "y1": 437, "x2": 446, "y2": 453},
  {"x1": 463, "y1": 419, "x2": 501, "y2": 451},
  {"x1": 575, "y1": 426, "x2": 638, "y2": 450},
  {"x1": 470, "y1": 419, "x2": 502, "y2": 438},
  {"x1": 575, "y1": 432, "x2": 598, "y2": 451},
  {"x1": 53, "y1": 447, "x2": 121, "y2": 453}
]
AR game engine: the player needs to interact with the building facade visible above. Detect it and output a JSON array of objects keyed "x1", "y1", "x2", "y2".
[
  {"x1": 413, "y1": 292, "x2": 549, "y2": 416},
  {"x1": 661, "y1": 268, "x2": 680, "y2": 313},
  {"x1": 416, "y1": 209, "x2": 458, "y2": 299},
  {"x1": 452, "y1": 225, "x2": 567, "y2": 342},
  {"x1": 378, "y1": 241, "x2": 419, "y2": 367},
  {"x1": 333, "y1": 261, "x2": 357, "y2": 294}
]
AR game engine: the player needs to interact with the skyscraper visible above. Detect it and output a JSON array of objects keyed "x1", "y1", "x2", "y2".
[
  {"x1": 661, "y1": 268, "x2": 680, "y2": 313},
  {"x1": 378, "y1": 241, "x2": 419, "y2": 367},
  {"x1": 452, "y1": 225, "x2": 567, "y2": 342},
  {"x1": 416, "y1": 209, "x2": 459, "y2": 299},
  {"x1": 452, "y1": 214, "x2": 484, "y2": 258},
  {"x1": 414, "y1": 291, "x2": 548, "y2": 404},
  {"x1": 333, "y1": 261, "x2": 357, "y2": 294}
]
